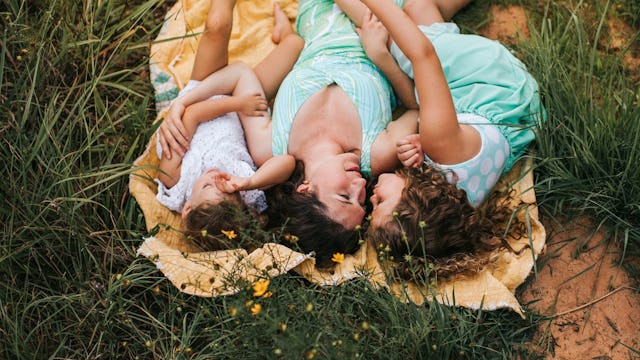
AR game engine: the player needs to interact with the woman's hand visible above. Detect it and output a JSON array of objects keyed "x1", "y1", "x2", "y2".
[
  {"x1": 159, "y1": 102, "x2": 190, "y2": 159},
  {"x1": 214, "y1": 172, "x2": 251, "y2": 193},
  {"x1": 397, "y1": 134, "x2": 423, "y2": 168},
  {"x1": 237, "y1": 93, "x2": 269, "y2": 117},
  {"x1": 355, "y1": 9, "x2": 389, "y2": 63}
]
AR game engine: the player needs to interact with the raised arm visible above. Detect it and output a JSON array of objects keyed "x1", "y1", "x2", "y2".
[
  {"x1": 358, "y1": 10, "x2": 419, "y2": 109},
  {"x1": 361, "y1": 0, "x2": 479, "y2": 164}
]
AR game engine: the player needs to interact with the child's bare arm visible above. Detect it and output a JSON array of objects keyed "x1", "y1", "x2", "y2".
[
  {"x1": 185, "y1": 95, "x2": 267, "y2": 124},
  {"x1": 357, "y1": 10, "x2": 418, "y2": 109},
  {"x1": 397, "y1": 134, "x2": 422, "y2": 168},
  {"x1": 158, "y1": 95, "x2": 267, "y2": 187},
  {"x1": 371, "y1": 109, "x2": 419, "y2": 175},
  {"x1": 159, "y1": 63, "x2": 255, "y2": 159},
  {"x1": 214, "y1": 155, "x2": 296, "y2": 193},
  {"x1": 361, "y1": 0, "x2": 477, "y2": 165}
]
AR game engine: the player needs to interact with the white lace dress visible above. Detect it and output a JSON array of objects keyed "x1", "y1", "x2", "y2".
[{"x1": 155, "y1": 93, "x2": 267, "y2": 214}]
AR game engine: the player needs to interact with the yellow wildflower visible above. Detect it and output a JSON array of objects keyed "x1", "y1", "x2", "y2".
[
  {"x1": 250, "y1": 303, "x2": 262, "y2": 316},
  {"x1": 283, "y1": 233, "x2": 299, "y2": 243},
  {"x1": 252, "y1": 279, "x2": 270, "y2": 297},
  {"x1": 331, "y1": 252, "x2": 345, "y2": 264},
  {"x1": 221, "y1": 229, "x2": 237, "y2": 239}
]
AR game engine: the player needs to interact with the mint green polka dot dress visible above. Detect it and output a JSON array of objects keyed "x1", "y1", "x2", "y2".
[{"x1": 390, "y1": 22, "x2": 546, "y2": 205}]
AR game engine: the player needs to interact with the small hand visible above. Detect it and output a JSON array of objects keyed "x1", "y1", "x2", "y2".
[
  {"x1": 238, "y1": 93, "x2": 269, "y2": 117},
  {"x1": 355, "y1": 8, "x2": 389, "y2": 62},
  {"x1": 158, "y1": 101, "x2": 190, "y2": 159},
  {"x1": 214, "y1": 172, "x2": 251, "y2": 193},
  {"x1": 397, "y1": 134, "x2": 422, "y2": 168}
]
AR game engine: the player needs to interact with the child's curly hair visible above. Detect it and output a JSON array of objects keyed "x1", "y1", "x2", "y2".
[
  {"x1": 367, "y1": 164, "x2": 524, "y2": 281},
  {"x1": 183, "y1": 199, "x2": 265, "y2": 252}
]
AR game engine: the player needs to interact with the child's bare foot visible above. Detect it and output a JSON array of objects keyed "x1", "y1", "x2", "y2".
[{"x1": 271, "y1": 2, "x2": 293, "y2": 44}]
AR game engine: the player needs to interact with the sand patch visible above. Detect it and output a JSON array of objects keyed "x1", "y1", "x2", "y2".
[
  {"x1": 521, "y1": 218, "x2": 640, "y2": 359},
  {"x1": 607, "y1": 19, "x2": 640, "y2": 84},
  {"x1": 479, "y1": 5, "x2": 530, "y2": 43}
]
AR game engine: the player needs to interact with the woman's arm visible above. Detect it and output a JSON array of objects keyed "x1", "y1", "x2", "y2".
[
  {"x1": 361, "y1": 0, "x2": 479, "y2": 164},
  {"x1": 370, "y1": 109, "x2": 419, "y2": 175},
  {"x1": 237, "y1": 33, "x2": 304, "y2": 167},
  {"x1": 157, "y1": 105, "x2": 201, "y2": 188}
]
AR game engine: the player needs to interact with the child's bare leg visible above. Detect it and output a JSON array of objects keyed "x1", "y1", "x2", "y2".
[
  {"x1": 435, "y1": 0, "x2": 473, "y2": 21},
  {"x1": 402, "y1": 0, "x2": 444, "y2": 27},
  {"x1": 254, "y1": 3, "x2": 304, "y2": 101},
  {"x1": 403, "y1": 0, "x2": 472, "y2": 26},
  {"x1": 190, "y1": 0, "x2": 236, "y2": 81},
  {"x1": 334, "y1": 0, "x2": 369, "y2": 28},
  {"x1": 271, "y1": 2, "x2": 293, "y2": 44}
]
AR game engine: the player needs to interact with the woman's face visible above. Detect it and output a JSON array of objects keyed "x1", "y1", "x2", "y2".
[
  {"x1": 300, "y1": 153, "x2": 367, "y2": 229},
  {"x1": 369, "y1": 172, "x2": 405, "y2": 228}
]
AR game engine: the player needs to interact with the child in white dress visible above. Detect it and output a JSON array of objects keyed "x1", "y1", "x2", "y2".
[{"x1": 155, "y1": 1, "x2": 303, "y2": 250}]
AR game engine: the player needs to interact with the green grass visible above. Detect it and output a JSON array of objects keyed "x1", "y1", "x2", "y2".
[
  {"x1": 1, "y1": 0, "x2": 638, "y2": 358},
  {"x1": 519, "y1": 0, "x2": 640, "y2": 259}
]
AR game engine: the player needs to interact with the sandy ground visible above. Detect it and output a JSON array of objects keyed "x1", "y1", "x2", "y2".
[
  {"x1": 520, "y1": 218, "x2": 640, "y2": 359},
  {"x1": 479, "y1": 5, "x2": 640, "y2": 359}
]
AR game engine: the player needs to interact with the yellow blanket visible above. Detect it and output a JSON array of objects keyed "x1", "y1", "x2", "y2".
[{"x1": 131, "y1": 0, "x2": 546, "y2": 317}]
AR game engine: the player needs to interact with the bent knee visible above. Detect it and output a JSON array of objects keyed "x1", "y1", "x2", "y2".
[{"x1": 204, "y1": 13, "x2": 233, "y2": 36}]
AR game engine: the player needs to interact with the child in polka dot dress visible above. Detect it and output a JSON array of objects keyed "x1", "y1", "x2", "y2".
[{"x1": 340, "y1": 0, "x2": 545, "y2": 266}]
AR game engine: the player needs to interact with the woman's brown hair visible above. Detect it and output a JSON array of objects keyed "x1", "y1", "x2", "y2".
[{"x1": 265, "y1": 161, "x2": 361, "y2": 269}]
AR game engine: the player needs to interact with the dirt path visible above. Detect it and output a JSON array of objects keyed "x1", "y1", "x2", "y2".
[{"x1": 520, "y1": 218, "x2": 640, "y2": 359}]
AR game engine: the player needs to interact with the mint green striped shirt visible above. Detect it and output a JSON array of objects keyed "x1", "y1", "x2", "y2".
[{"x1": 271, "y1": 0, "x2": 403, "y2": 178}]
